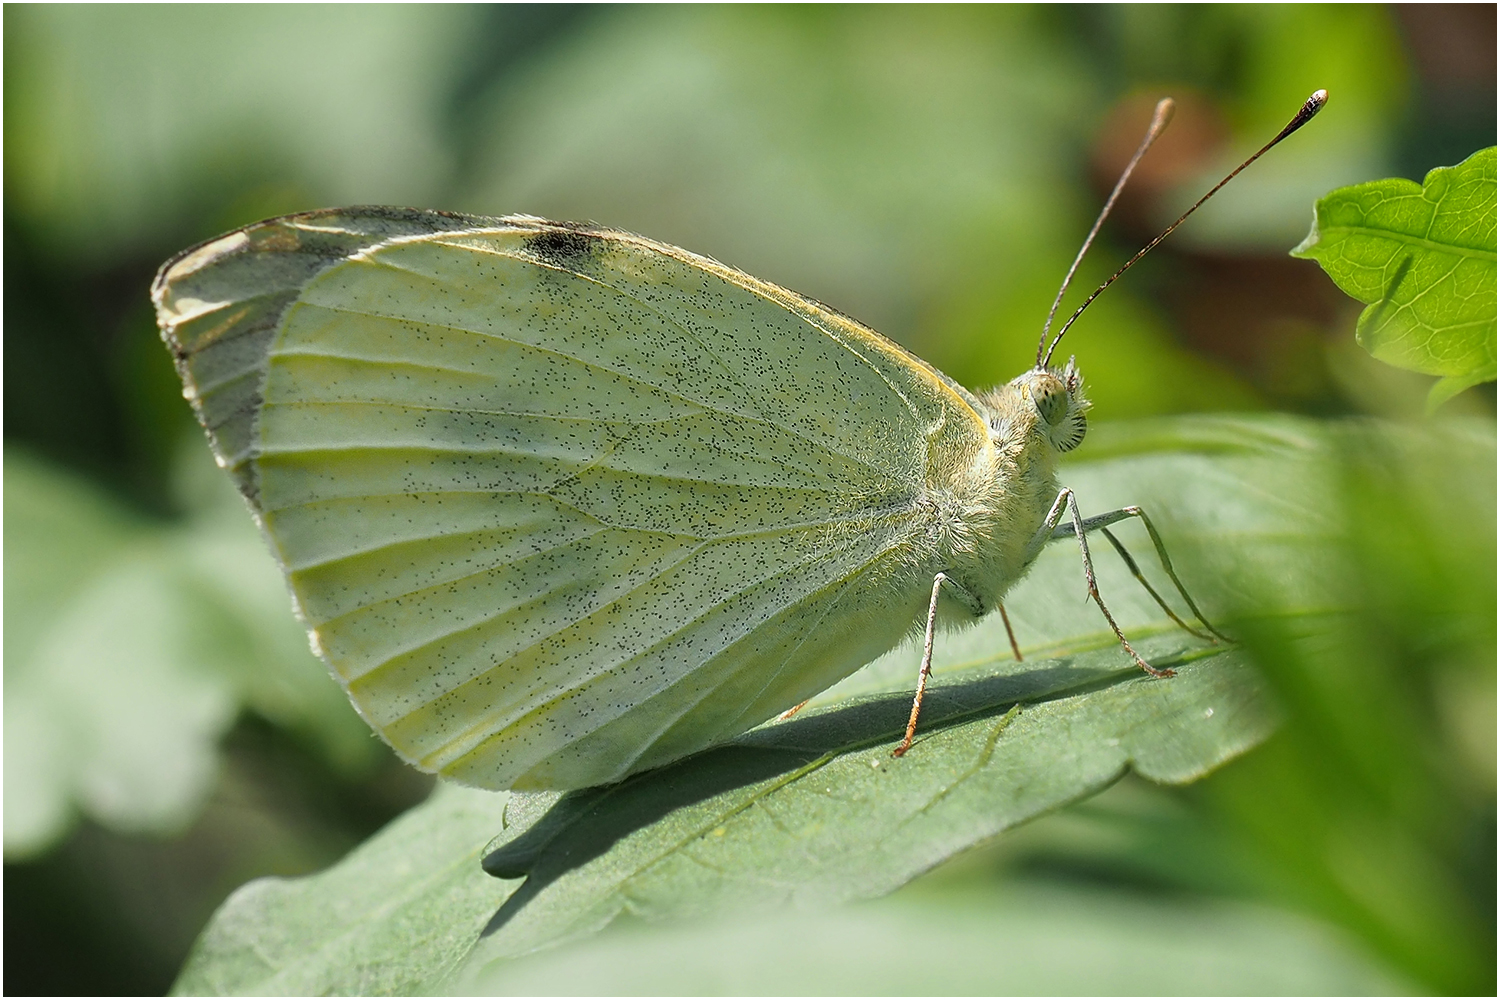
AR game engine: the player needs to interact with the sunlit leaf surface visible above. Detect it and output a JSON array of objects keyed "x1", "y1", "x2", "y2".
[{"x1": 1293, "y1": 147, "x2": 1497, "y2": 404}]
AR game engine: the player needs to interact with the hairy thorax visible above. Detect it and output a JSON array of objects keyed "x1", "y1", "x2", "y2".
[{"x1": 918, "y1": 374, "x2": 1079, "y2": 615}]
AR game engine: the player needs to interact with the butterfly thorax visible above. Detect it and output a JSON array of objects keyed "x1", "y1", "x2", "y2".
[{"x1": 922, "y1": 362, "x2": 1090, "y2": 614}]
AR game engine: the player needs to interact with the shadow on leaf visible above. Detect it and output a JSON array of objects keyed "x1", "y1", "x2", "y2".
[{"x1": 479, "y1": 639, "x2": 1207, "y2": 937}]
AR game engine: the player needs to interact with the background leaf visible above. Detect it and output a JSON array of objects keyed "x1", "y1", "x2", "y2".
[
  {"x1": 1292, "y1": 147, "x2": 1497, "y2": 402},
  {"x1": 3, "y1": 446, "x2": 384, "y2": 858},
  {"x1": 1192, "y1": 418, "x2": 1496, "y2": 993},
  {"x1": 4, "y1": 450, "x2": 232, "y2": 854}
]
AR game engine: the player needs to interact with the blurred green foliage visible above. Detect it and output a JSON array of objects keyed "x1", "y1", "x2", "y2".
[
  {"x1": 4, "y1": 5, "x2": 1494, "y2": 995},
  {"x1": 4, "y1": 445, "x2": 386, "y2": 856}
]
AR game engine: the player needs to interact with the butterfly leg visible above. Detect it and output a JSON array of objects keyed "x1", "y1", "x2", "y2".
[
  {"x1": 1050, "y1": 505, "x2": 1229, "y2": 643},
  {"x1": 999, "y1": 602, "x2": 1023, "y2": 661},
  {"x1": 1028, "y1": 489, "x2": 1171, "y2": 678},
  {"x1": 774, "y1": 700, "x2": 811, "y2": 722},
  {"x1": 892, "y1": 572, "x2": 981, "y2": 757}
]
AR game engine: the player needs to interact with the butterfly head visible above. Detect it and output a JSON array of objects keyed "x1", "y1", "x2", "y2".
[{"x1": 1010, "y1": 359, "x2": 1090, "y2": 453}]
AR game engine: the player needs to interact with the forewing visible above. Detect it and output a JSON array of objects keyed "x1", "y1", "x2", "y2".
[{"x1": 153, "y1": 209, "x2": 992, "y2": 789}]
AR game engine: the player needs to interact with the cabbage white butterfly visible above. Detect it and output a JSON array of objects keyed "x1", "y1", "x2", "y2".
[{"x1": 153, "y1": 91, "x2": 1324, "y2": 789}]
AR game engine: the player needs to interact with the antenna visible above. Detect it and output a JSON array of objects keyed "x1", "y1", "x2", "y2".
[
  {"x1": 1037, "y1": 97, "x2": 1175, "y2": 369},
  {"x1": 1039, "y1": 88, "x2": 1329, "y2": 369}
]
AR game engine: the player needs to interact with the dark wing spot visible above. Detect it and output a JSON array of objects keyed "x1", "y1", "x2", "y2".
[{"x1": 525, "y1": 229, "x2": 602, "y2": 268}]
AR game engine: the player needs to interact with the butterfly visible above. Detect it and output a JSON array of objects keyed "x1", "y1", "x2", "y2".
[{"x1": 152, "y1": 92, "x2": 1323, "y2": 792}]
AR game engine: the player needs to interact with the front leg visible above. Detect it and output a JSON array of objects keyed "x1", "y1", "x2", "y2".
[
  {"x1": 1051, "y1": 504, "x2": 1229, "y2": 643},
  {"x1": 1028, "y1": 489, "x2": 1173, "y2": 679}
]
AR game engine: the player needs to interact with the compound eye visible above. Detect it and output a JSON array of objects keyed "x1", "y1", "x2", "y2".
[
  {"x1": 1035, "y1": 386, "x2": 1066, "y2": 424},
  {"x1": 1052, "y1": 412, "x2": 1087, "y2": 452}
]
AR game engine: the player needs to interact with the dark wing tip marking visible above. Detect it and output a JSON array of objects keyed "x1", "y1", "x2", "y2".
[{"x1": 523, "y1": 228, "x2": 605, "y2": 269}]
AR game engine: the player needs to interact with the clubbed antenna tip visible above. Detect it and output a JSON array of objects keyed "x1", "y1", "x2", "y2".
[{"x1": 1039, "y1": 88, "x2": 1329, "y2": 369}]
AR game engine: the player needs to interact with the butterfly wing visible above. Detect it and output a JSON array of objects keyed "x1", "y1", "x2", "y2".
[{"x1": 154, "y1": 208, "x2": 993, "y2": 789}]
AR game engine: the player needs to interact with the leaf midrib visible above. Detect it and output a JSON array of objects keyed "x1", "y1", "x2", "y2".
[{"x1": 1319, "y1": 224, "x2": 1498, "y2": 262}]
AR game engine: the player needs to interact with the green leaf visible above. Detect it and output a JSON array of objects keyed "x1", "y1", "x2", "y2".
[
  {"x1": 175, "y1": 640, "x2": 1274, "y2": 996},
  {"x1": 1292, "y1": 147, "x2": 1497, "y2": 398},
  {"x1": 174, "y1": 413, "x2": 1378, "y2": 993},
  {"x1": 171, "y1": 784, "x2": 518, "y2": 996},
  {"x1": 461, "y1": 640, "x2": 1270, "y2": 973},
  {"x1": 1426, "y1": 368, "x2": 1494, "y2": 414},
  {"x1": 1192, "y1": 419, "x2": 1496, "y2": 994}
]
